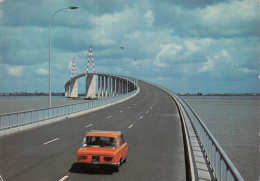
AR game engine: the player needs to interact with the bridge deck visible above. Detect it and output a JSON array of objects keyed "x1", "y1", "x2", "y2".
[{"x1": 0, "y1": 81, "x2": 186, "y2": 181}]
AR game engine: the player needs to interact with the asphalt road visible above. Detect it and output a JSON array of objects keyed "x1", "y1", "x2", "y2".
[{"x1": 0, "y1": 81, "x2": 186, "y2": 181}]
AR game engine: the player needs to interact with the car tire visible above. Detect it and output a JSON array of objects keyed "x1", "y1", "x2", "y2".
[
  {"x1": 114, "y1": 165, "x2": 119, "y2": 172},
  {"x1": 114, "y1": 158, "x2": 122, "y2": 172},
  {"x1": 123, "y1": 156, "x2": 127, "y2": 163}
]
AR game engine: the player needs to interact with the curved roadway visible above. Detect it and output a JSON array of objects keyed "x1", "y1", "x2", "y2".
[{"x1": 0, "y1": 81, "x2": 186, "y2": 181}]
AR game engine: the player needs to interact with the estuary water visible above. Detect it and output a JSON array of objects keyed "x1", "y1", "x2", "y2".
[
  {"x1": 0, "y1": 96, "x2": 88, "y2": 114},
  {"x1": 182, "y1": 96, "x2": 259, "y2": 181}
]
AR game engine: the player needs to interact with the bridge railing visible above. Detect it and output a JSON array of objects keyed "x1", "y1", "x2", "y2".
[
  {"x1": 0, "y1": 77, "x2": 139, "y2": 131},
  {"x1": 148, "y1": 81, "x2": 244, "y2": 181},
  {"x1": 174, "y1": 95, "x2": 244, "y2": 181}
]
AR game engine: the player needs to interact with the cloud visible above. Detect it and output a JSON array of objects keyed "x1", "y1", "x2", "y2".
[
  {"x1": 6, "y1": 65, "x2": 24, "y2": 77},
  {"x1": 151, "y1": 0, "x2": 258, "y2": 38},
  {"x1": 36, "y1": 68, "x2": 48, "y2": 75},
  {"x1": 0, "y1": 0, "x2": 259, "y2": 93},
  {"x1": 144, "y1": 10, "x2": 154, "y2": 25},
  {"x1": 239, "y1": 68, "x2": 258, "y2": 74},
  {"x1": 198, "y1": 50, "x2": 232, "y2": 73},
  {"x1": 155, "y1": 43, "x2": 182, "y2": 67}
]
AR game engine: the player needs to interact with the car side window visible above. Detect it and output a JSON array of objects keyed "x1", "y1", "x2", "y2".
[
  {"x1": 118, "y1": 136, "x2": 122, "y2": 147},
  {"x1": 121, "y1": 135, "x2": 125, "y2": 144},
  {"x1": 118, "y1": 134, "x2": 125, "y2": 147}
]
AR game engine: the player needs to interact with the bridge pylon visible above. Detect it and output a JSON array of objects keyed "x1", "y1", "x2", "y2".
[
  {"x1": 66, "y1": 57, "x2": 78, "y2": 98},
  {"x1": 86, "y1": 45, "x2": 97, "y2": 99}
]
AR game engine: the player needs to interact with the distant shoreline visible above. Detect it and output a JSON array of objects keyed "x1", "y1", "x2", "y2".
[
  {"x1": 179, "y1": 93, "x2": 259, "y2": 96},
  {"x1": 0, "y1": 93, "x2": 64, "y2": 96},
  {"x1": 0, "y1": 92, "x2": 259, "y2": 97}
]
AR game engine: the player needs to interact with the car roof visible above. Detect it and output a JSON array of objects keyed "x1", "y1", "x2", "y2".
[{"x1": 85, "y1": 130, "x2": 121, "y2": 137}]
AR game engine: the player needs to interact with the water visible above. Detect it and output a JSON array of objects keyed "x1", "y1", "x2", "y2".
[
  {"x1": 182, "y1": 96, "x2": 259, "y2": 181},
  {"x1": 0, "y1": 96, "x2": 88, "y2": 114}
]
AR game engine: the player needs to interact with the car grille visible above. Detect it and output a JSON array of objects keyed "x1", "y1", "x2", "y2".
[{"x1": 92, "y1": 156, "x2": 100, "y2": 163}]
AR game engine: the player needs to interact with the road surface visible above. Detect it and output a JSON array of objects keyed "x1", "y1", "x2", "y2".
[{"x1": 0, "y1": 81, "x2": 186, "y2": 181}]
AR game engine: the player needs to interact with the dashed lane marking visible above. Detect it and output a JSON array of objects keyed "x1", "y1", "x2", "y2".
[
  {"x1": 120, "y1": 111, "x2": 123, "y2": 113},
  {"x1": 128, "y1": 107, "x2": 131, "y2": 109},
  {"x1": 146, "y1": 111, "x2": 149, "y2": 114},
  {"x1": 128, "y1": 124, "x2": 133, "y2": 129},
  {"x1": 107, "y1": 116, "x2": 112, "y2": 119},
  {"x1": 43, "y1": 138, "x2": 59, "y2": 145},
  {"x1": 86, "y1": 124, "x2": 93, "y2": 128},
  {"x1": 58, "y1": 175, "x2": 68, "y2": 181},
  {"x1": 140, "y1": 116, "x2": 143, "y2": 119},
  {"x1": 0, "y1": 174, "x2": 4, "y2": 181},
  {"x1": 150, "y1": 107, "x2": 153, "y2": 109}
]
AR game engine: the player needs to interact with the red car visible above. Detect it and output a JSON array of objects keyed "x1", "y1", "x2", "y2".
[{"x1": 77, "y1": 130, "x2": 128, "y2": 171}]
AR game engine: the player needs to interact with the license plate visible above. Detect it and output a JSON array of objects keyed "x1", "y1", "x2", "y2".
[{"x1": 92, "y1": 156, "x2": 100, "y2": 163}]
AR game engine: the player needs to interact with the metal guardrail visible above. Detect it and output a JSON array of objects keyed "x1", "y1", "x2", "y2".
[
  {"x1": 164, "y1": 89, "x2": 244, "y2": 181},
  {"x1": 0, "y1": 76, "x2": 138, "y2": 131}
]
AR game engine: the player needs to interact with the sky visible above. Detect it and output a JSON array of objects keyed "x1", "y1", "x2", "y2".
[{"x1": 0, "y1": 0, "x2": 259, "y2": 94}]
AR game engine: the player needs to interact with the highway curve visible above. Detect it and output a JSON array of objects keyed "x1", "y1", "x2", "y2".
[{"x1": 0, "y1": 81, "x2": 186, "y2": 181}]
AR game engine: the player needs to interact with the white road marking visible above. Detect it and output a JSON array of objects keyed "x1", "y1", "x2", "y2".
[
  {"x1": 146, "y1": 111, "x2": 149, "y2": 114},
  {"x1": 86, "y1": 124, "x2": 93, "y2": 128},
  {"x1": 120, "y1": 110, "x2": 123, "y2": 113},
  {"x1": 128, "y1": 106, "x2": 131, "y2": 109},
  {"x1": 140, "y1": 116, "x2": 143, "y2": 119},
  {"x1": 0, "y1": 174, "x2": 4, "y2": 181},
  {"x1": 107, "y1": 116, "x2": 112, "y2": 119},
  {"x1": 43, "y1": 138, "x2": 59, "y2": 145},
  {"x1": 128, "y1": 124, "x2": 133, "y2": 129},
  {"x1": 134, "y1": 104, "x2": 136, "y2": 106},
  {"x1": 150, "y1": 107, "x2": 153, "y2": 109},
  {"x1": 58, "y1": 175, "x2": 69, "y2": 181}
]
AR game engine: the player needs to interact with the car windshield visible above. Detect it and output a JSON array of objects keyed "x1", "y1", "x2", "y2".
[{"x1": 83, "y1": 136, "x2": 117, "y2": 148}]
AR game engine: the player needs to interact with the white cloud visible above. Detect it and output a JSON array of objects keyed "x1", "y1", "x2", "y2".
[
  {"x1": 198, "y1": 50, "x2": 232, "y2": 73},
  {"x1": 197, "y1": 0, "x2": 258, "y2": 37},
  {"x1": 36, "y1": 68, "x2": 48, "y2": 75},
  {"x1": 239, "y1": 68, "x2": 258, "y2": 74},
  {"x1": 0, "y1": 0, "x2": 259, "y2": 93},
  {"x1": 198, "y1": 57, "x2": 214, "y2": 73},
  {"x1": 144, "y1": 10, "x2": 154, "y2": 25},
  {"x1": 155, "y1": 43, "x2": 182, "y2": 67},
  {"x1": 6, "y1": 65, "x2": 23, "y2": 77}
]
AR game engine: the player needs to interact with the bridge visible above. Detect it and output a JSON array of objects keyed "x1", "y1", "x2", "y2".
[
  {"x1": 0, "y1": 46, "x2": 244, "y2": 181},
  {"x1": 64, "y1": 72, "x2": 136, "y2": 99},
  {"x1": 0, "y1": 78, "x2": 244, "y2": 181},
  {"x1": 64, "y1": 46, "x2": 136, "y2": 100}
]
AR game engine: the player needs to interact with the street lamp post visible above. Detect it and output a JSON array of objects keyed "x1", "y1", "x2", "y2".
[
  {"x1": 49, "y1": 6, "x2": 79, "y2": 108},
  {"x1": 109, "y1": 46, "x2": 124, "y2": 97}
]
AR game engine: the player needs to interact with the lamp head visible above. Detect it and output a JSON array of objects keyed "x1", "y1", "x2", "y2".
[{"x1": 69, "y1": 6, "x2": 79, "y2": 10}]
